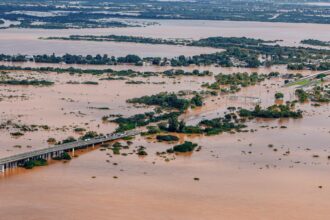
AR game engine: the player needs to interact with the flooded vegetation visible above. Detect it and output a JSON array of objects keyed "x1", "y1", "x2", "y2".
[
  {"x1": 2, "y1": 34, "x2": 330, "y2": 70},
  {"x1": 1, "y1": 1, "x2": 330, "y2": 220}
]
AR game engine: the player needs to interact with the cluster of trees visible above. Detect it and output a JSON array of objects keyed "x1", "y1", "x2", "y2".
[
  {"x1": 239, "y1": 104, "x2": 303, "y2": 119},
  {"x1": 215, "y1": 72, "x2": 264, "y2": 87},
  {"x1": 295, "y1": 89, "x2": 309, "y2": 102},
  {"x1": 45, "y1": 35, "x2": 275, "y2": 49},
  {"x1": 0, "y1": 54, "x2": 27, "y2": 62},
  {"x1": 301, "y1": 39, "x2": 330, "y2": 47},
  {"x1": 44, "y1": 35, "x2": 189, "y2": 45},
  {"x1": 33, "y1": 54, "x2": 142, "y2": 65},
  {"x1": 1, "y1": 38, "x2": 329, "y2": 69},
  {"x1": 288, "y1": 62, "x2": 330, "y2": 71},
  {"x1": 21, "y1": 158, "x2": 47, "y2": 169},
  {"x1": 156, "y1": 135, "x2": 179, "y2": 142},
  {"x1": 112, "y1": 112, "x2": 181, "y2": 132},
  {"x1": 310, "y1": 86, "x2": 330, "y2": 103},
  {"x1": 0, "y1": 79, "x2": 54, "y2": 86},
  {"x1": 189, "y1": 37, "x2": 277, "y2": 48},
  {"x1": 0, "y1": 53, "x2": 145, "y2": 66},
  {"x1": 80, "y1": 131, "x2": 99, "y2": 140},
  {"x1": 40, "y1": 34, "x2": 330, "y2": 69},
  {"x1": 169, "y1": 53, "x2": 233, "y2": 67},
  {"x1": 154, "y1": 112, "x2": 245, "y2": 136},
  {"x1": 167, "y1": 141, "x2": 198, "y2": 153},
  {"x1": 0, "y1": 65, "x2": 113, "y2": 75},
  {"x1": 203, "y1": 72, "x2": 267, "y2": 93},
  {"x1": 0, "y1": 65, "x2": 216, "y2": 80},
  {"x1": 275, "y1": 92, "x2": 284, "y2": 100},
  {"x1": 164, "y1": 48, "x2": 260, "y2": 68},
  {"x1": 162, "y1": 69, "x2": 212, "y2": 77},
  {"x1": 127, "y1": 92, "x2": 203, "y2": 112},
  {"x1": 199, "y1": 115, "x2": 246, "y2": 136},
  {"x1": 296, "y1": 86, "x2": 330, "y2": 103},
  {"x1": 53, "y1": 152, "x2": 72, "y2": 161}
]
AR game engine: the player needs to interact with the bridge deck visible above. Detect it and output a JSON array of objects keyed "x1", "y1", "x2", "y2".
[{"x1": 0, "y1": 130, "x2": 139, "y2": 165}]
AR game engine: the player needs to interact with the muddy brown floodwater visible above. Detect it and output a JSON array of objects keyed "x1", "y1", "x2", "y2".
[
  {"x1": 0, "y1": 20, "x2": 330, "y2": 220},
  {"x1": 1, "y1": 20, "x2": 330, "y2": 56}
]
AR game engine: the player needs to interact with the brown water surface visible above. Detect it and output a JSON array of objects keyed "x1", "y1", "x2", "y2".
[{"x1": 1, "y1": 20, "x2": 330, "y2": 220}]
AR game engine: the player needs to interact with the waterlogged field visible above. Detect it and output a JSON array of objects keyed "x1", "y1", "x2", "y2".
[
  {"x1": 0, "y1": 67, "x2": 329, "y2": 220},
  {"x1": 1, "y1": 20, "x2": 330, "y2": 57},
  {"x1": 0, "y1": 20, "x2": 330, "y2": 220}
]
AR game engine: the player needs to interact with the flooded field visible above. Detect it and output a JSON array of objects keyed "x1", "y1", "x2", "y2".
[
  {"x1": 0, "y1": 60, "x2": 318, "y2": 76},
  {"x1": 1, "y1": 20, "x2": 330, "y2": 57},
  {"x1": 0, "y1": 20, "x2": 330, "y2": 220},
  {"x1": 0, "y1": 67, "x2": 329, "y2": 220}
]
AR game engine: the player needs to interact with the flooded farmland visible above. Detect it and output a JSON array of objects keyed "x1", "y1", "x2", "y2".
[
  {"x1": 0, "y1": 19, "x2": 330, "y2": 220},
  {"x1": 1, "y1": 20, "x2": 330, "y2": 56}
]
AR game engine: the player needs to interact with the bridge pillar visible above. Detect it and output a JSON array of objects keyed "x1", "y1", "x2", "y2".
[
  {"x1": 72, "y1": 148, "x2": 75, "y2": 157},
  {"x1": 0, "y1": 164, "x2": 4, "y2": 173}
]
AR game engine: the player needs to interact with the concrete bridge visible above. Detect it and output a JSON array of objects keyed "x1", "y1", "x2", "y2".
[{"x1": 0, "y1": 130, "x2": 139, "y2": 172}]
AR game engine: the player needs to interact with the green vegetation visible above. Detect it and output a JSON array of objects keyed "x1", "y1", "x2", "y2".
[
  {"x1": 43, "y1": 35, "x2": 189, "y2": 45},
  {"x1": 1, "y1": 37, "x2": 330, "y2": 69},
  {"x1": 156, "y1": 135, "x2": 179, "y2": 142},
  {"x1": 309, "y1": 86, "x2": 330, "y2": 103},
  {"x1": 10, "y1": 132, "x2": 24, "y2": 137},
  {"x1": 21, "y1": 158, "x2": 48, "y2": 169},
  {"x1": 239, "y1": 104, "x2": 303, "y2": 119},
  {"x1": 74, "y1": 128, "x2": 86, "y2": 132},
  {"x1": 44, "y1": 35, "x2": 276, "y2": 48},
  {"x1": 137, "y1": 146, "x2": 148, "y2": 156},
  {"x1": 158, "y1": 112, "x2": 245, "y2": 136},
  {"x1": 301, "y1": 39, "x2": 330, "y2": 47},
  {"x1": 32, "y1": 35, "x2": 330, "y2": 70},
  {"x1": 287, "y1": 79, "x2": 310, "y2": 87},
  {"x1": 167, "y1": 115, "x2": 182, "y2": 132},
  {"x1": 127, "y1": 92, "x2": 194, "y2": 111},
  {"x1": 295, "y1": 89, "x2": 309, "y2": 102},
  {"x1": 199, "y1": 115, "x2": 246, "y2": 136},
  {"x1": 111, "y1": 142, "x2": 125, "y2": 155},
  {"x1": 0, "y1": 65, "x2": 211, "y2": 80},
  {"x1": 163, "y1": 69, "x2": 212, "y2": 77},
  {"x1": 203, "y1": 72, "x2": 267, "y2": 93},
  {"x1": 296, "y1": 86, "x2": 330, "y2": 103},
  {"x1": 275, "y1": 92, "x2": 284, "y2": 100},
  {"x1": 144, "y1": 126, "x2": 161, "y2": 135},
  {"x1": 168, "y1": 141, "x2": 198, "y2": 153},
  {"x1": 215, "y1": 72, "x2": 265, "y2": 87},
  {"x1": 80, "y1": 131, "x2": 99, "y2": 140},
  {"x1": 53, "y1": 152, "x2": 72, "y2": 161},
  {"x1": 0, "y1": 79, "x2": 54, "y2": 86},
  {"x1": 112, "y1": 112, "x2": 181, "y2": 132},
  {"x1": 190, "y1": 36, "x2": 278, "y2": 48},
  {"x1": 59, "y1": 136, "x2": 77, "y2": 144},
  {"x1": 190, "y1": 94, "x2": 203, "y2": 107},
  {"x1": 82, "y1": 81, "x2": 99, "y2": 85},
  {"x1": 47, "y1": 137, "x2": 56, "y2": 143}
]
